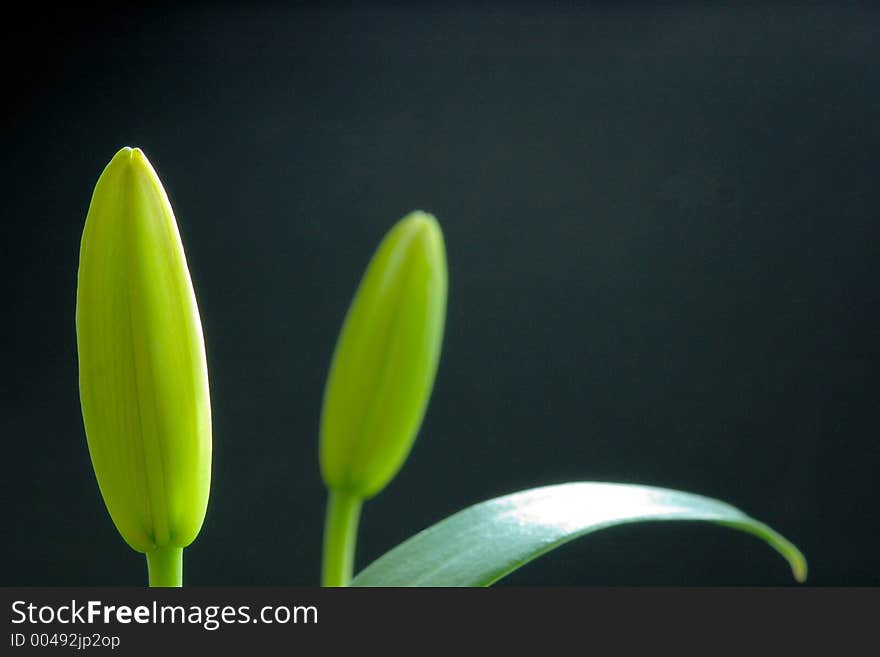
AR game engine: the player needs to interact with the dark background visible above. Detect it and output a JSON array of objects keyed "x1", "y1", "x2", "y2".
[{"x1": 2, "y1": 3, "x2": 877, "y2": 586}]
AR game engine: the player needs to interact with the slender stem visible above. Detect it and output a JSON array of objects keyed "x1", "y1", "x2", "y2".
[
  {"x1": 146, "y1": 546, "x2": 184, "y2": 587},
  {"x1": 322, "y1": 489, "x2": 363, "y2": 587}
]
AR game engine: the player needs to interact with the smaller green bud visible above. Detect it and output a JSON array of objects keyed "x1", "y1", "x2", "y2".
[
  {"x1": 320, "y1": 211, "x2": 448, "y2": 500},
  {"x1": 76, "y1": 147, "x2": 211, "y2": 586}
]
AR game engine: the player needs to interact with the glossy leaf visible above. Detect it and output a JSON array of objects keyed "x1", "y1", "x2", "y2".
[{"x1": 351, "y1": 482, "x2": 806, "y2": 586}]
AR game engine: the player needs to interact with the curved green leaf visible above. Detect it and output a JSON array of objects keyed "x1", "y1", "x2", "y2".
[{"x1": 351, "y1": 482, "x2": 806, "y2": 586}]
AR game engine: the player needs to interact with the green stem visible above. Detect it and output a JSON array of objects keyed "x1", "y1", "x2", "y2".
[
  {"x1": 322, "y1": 489, "x2": 363, "y2": 587},
  {"x1": 146, "y1": 546, "x2": 183, "y2": 587}
]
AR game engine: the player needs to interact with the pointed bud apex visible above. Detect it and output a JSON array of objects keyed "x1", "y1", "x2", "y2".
[
  {"x1": 76, "y1": 147, "x2": 211, "y2": 558},
  {"x1": 320, "y1": 211, "x2": 447, "y2": 499}
]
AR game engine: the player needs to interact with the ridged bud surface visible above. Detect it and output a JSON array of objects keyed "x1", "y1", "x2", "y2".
[{"x1": 76, "y1": 147, "x2": 211, "y2": 553}]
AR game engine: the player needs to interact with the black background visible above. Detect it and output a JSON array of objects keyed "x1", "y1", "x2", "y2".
[{"x1": 2, "y1": 3, "x2": 878, "y2": 586}]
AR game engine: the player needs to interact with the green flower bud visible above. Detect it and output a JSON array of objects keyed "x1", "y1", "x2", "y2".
[
  {"x1": 320, "y1": 211, "x2": 447, "y2": 500},
  {"x1": 76, "y1": 147, "x2": 211, "y2": 584}
]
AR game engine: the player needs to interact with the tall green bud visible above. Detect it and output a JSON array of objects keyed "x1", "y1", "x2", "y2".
[
  {"x1": 320, "y1": 211, "x2": 448, "y2": 499},
  {"x1": 319, "y1": 211, "x2": 447, "y2": 586},
  {"x1": 76, "y1": 147, "x2": 211, "y2": 586}
]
